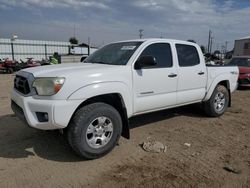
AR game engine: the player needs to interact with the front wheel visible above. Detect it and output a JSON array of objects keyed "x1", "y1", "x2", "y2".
[
  {"x1": 204, "y1": 85, "x2": 229, "y2": 117},
  {"x1": 67, "y1": 102, "x2": 122, "y2": 159}
]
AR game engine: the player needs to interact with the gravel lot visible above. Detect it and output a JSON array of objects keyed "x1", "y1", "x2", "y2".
[{"x1": 0, "y1": 73, "x2": 249, "y2": 188}]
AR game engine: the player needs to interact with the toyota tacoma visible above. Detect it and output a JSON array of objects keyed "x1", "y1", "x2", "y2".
[{"x1": 11, "y1": 39, "x2": 239, "y2": 159}]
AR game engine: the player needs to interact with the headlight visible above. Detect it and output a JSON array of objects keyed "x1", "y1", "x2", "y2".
[{"x1": 33, "y1": 77, "x2": 65, "y2": 96}]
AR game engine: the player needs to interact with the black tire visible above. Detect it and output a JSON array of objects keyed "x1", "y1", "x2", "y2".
[
  {"x1": 67, "y1": 102, "x2": 122, "y2": 159},
  {"x1": 204, "y1": 85, "x2": 229, "y2": 117},
  {"x1": 7, "y1": 68, "x2": 13, "y2": 74}
]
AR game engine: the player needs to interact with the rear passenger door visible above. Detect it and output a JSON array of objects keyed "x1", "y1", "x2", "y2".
[
  {"x1": 175, "y1": 44, "x2": 206, "y2": 104},
  {"x1": 133, "y1": 42, "x2": 178, "y2": 114}
]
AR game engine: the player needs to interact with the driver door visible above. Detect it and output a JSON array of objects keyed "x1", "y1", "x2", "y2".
[{"x1": 132, "y1": 43, "x2": 178, "y2": 114}]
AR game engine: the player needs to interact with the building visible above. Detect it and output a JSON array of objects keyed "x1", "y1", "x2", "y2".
[
  {"x1": 0, "y1": 38, "x2": 97, "y2": 61},
  {"x1": 234, "y1": 36, "x2": 250, "y2": 56}
]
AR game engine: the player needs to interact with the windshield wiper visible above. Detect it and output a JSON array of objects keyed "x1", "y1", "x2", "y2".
[
  {"x1": 88, "y1": 61, "x2": 112, "y2": 65},
  {"x1": 91, "y1": 61, "x2": 109, "y2": 65},
  {"x1": 83, "y1": 60, "x2": 103, "y2": 64},
  {"x1": 85, "y1": 61, "x2": 115, "y2": 65}
]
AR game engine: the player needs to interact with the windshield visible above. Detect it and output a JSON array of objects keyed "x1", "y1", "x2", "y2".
[
  {"x1": 228, "y1": 58, "x2": 250, "y2": 67},
  {"x1": 84, "y1": 42, "x2": 142, "y2": 65}
]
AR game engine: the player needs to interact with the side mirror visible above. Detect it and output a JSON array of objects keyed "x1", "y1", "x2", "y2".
[{"x1": 134, "y1": 56, "x2": 156, "y2": 69}]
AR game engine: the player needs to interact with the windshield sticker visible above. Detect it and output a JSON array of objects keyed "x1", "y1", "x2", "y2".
[{"x1": 121, "y1": 46, "x2": 136, "y2": 50}]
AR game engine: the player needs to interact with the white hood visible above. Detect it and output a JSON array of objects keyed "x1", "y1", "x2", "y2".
[
  {"x1": 22, "y1": 63, "x2": 119, "y2": 77},
  {"x1": 19, "y1": 63, "x2": 132, "y2": 99}
]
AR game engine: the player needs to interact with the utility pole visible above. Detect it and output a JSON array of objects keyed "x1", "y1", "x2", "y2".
[
  {"x1": 74, "y1": 24, "x2": 76, "y2": 37},
  {"x1": 139, "y1": 29, "x2": 144, "y2": 39},
  {"x1": 210, "y1": 37, "x2": 214, "y2": 53},
  {"x1": 10, "y1": 35, "x2": 18, "y2": 61},
  {"x1": 87, "y1": 37, "x2": 90, "y2": 56},
  {"x1": 216, "y1": 43, "x2": 220, "y2": 50},
  {"x1": 221, "y1": 45, "x2": 225, "y2": 58},
  {"x1": 225, "y1": 41, "x2": 228, "y2": 53},
  {"x1": 207, "y1": 30, "x2": 212, "y2": 53}
]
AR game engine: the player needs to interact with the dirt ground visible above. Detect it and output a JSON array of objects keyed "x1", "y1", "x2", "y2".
[{"x1": 0, "y1": 73, "x2": 249, "y2": 188}]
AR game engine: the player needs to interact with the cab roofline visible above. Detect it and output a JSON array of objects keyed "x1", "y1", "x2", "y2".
[{"x1": 109, "y1": 38, "x2": 199, "y2": 46}]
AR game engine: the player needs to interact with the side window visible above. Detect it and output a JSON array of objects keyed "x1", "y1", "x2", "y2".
[
  {"x1": 139, "y1": 43, "x2": 172, "y2": 68},
  {"x1": 244, "y1": 42, "x2": 249, "y2": 49},
  {"x1": 176, "y1": 44, "x2": 200, "y2": 67}
]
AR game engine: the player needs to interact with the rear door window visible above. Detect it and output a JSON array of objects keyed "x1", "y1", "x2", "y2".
[{"x1": 176, "y1": 44, "x2": 200, "y2": 67}]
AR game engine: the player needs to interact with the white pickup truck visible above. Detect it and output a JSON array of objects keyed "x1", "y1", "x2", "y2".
[{"x1": 11, "y1": 38, "x2": 239, "y2": 159}]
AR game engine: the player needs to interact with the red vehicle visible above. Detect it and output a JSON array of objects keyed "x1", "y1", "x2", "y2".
[
  {"x1": 19, "y1": 58, "x2": 41, "y2": 69},
  {"x1": 228, "y1": 56, "x2": 250, "y2": 88},
  {"x1": 26, "y1": 58, "x2": 41, "y2": 68},
  {"x1": 0, "y1": 58, "x2": 20, "y2": 73}
]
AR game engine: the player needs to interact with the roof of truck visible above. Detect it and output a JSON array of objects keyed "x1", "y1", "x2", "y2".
[{"x1": 113, "y1": 38, "x2": 198, "y2": 46}]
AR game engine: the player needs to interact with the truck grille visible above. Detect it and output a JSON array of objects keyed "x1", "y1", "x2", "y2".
[{"x1": 14, "y1": 75, "x2": 31, "y2": 95}]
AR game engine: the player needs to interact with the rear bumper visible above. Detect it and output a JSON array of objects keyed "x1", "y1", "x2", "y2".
[{"x1": 11, "y1": 89, "x2": 83, "y2": 130}]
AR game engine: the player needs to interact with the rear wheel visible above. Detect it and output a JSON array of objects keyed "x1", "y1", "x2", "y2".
[
  {"x1": 204, "y1": 85, "x2": 229, "y2": 117},
  {"x1": 67, "y1": 102, "x2": 122, "y2": 159}
]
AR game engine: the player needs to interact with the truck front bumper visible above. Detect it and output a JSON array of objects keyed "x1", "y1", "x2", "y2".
[{"x1": 11, "y1": 90, "x2": 83, "y2": 130}]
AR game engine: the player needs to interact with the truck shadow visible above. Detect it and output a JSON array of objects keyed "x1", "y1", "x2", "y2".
[
  {"x1": 0, "y1": 114, "x2": 83, "y2": 162},
  {"x1": 129, "y1": 104, "x2": 204, "y2": 129},
  {"x1": 0, "y1": 104, "x2": 204, "y2": 162}
]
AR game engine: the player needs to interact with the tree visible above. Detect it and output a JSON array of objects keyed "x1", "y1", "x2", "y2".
[
  {"x1": 214, "y1": 50, "x2": 221, "y2": 55},
  {"x1": 200, "y1": 45, "x2": 206, "y2": 54},
  {"x1": 187, "y1": 39, "x2": 196, "y2": 43},
  {"x1": 69, "y1": 37, "x2": 78, "y2": 45}
]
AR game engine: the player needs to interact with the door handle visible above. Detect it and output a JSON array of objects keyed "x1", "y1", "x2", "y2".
[
  {"x1": 198, "y1": 71, "x2": 205, "y2": 75},
  {"x1": 168, "y1": 73, "x2": 177, "y2": 78},
  {"x1": 230, "y1": 71, "x2": 238, "y2": 75}
]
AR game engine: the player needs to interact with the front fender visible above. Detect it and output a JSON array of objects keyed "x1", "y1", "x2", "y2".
[{"x1": 67, "y1": 81, "x2": 133, "y2": 117}]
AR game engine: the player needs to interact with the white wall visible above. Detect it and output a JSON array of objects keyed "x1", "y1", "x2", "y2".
[{"x1": 234, "y1": 38, "x2": 250, "y2": 56}]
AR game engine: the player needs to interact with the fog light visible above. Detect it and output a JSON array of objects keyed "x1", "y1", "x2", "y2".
[{"x1": 36, "y1": 112, "x2": 49, "y2": 122}]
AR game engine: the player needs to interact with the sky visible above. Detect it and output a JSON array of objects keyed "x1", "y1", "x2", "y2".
[{"x1": 0, "y1": 0, "x2": 250, "y2": 51}]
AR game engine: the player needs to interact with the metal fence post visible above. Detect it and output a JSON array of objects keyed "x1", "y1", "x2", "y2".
[
  {"x1": 45, "y1": 44, "x2": 47, "y2": 59},
  {"x1": 11, "y1": 42, "x2": 15, "y2": 60}
]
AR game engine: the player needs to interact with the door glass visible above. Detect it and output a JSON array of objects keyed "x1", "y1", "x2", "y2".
[
  {"x1": 139, "y1": 43, "x2": 172, "y2": 68},
  {"x1": 176, "y1": 44, "x2": 200, "y2": 67}
]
